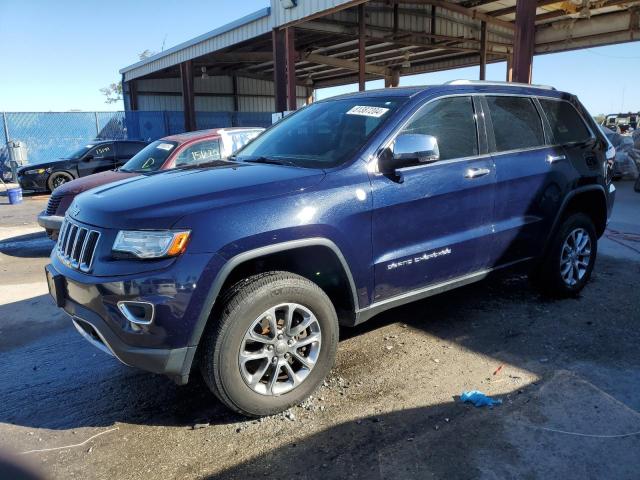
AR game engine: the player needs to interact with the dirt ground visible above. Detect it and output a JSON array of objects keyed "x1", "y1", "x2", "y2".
[{"x1": 0, "y1": 184, "x2": 639, "y2": 480}]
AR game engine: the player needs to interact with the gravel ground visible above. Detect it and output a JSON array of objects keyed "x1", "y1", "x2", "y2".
[{"x1": 0, "y1": 182, "x2": 639, "y2": 480}]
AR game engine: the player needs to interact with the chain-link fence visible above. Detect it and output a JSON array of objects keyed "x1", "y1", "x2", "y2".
[{"x1": 0, "y1": 110, "x2": 273, "y2": 178}]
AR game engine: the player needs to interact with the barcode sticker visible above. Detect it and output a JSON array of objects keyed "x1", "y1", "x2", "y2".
[{"x1": 346, "y1": 106, "x2": 390, "y2": 118}]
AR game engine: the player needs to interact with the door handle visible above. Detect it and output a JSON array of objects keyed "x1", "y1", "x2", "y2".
[
  {"x1": 464, "y1": 167, "x2": 490, "y2": 179},
  {"x1": 546, "y1": 154, "x2": 566, "y2": 164}
]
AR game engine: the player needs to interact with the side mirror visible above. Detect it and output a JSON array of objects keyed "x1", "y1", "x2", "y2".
[
  {"x1": 83, "y1": 155, "x2": 94, "y2": 162},
  {"x1": 393, "y1": 133, "x2": 439, "y2": 165},
  {"x1": 377, "y1": 134, "x2": 440, "y2": 175}
]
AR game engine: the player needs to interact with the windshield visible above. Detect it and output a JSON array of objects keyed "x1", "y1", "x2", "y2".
[
  {"x1": 65, "y1": 144, "x2": 95, "y2": 159},
  {"x1": 234, "y1": 98, "x2": 404, "y2": 168},
  {"x1": 120, "y1": 140, "x2": 178, "y2": 172}
]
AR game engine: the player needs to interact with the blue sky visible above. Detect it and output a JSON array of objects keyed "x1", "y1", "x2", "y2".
[{"x1": 1, "y1": 0, "x2": 638, "y2": 115}]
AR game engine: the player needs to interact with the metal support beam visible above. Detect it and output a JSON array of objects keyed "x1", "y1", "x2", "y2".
[
  {"x1": 512, "y1": 0, "x2": 536, "y2": 83},
  {"x1": 505, "y1": 54, "x2": 513, "y2": 82},
  {"x1": 272, "y1": 29, "x2": 287, "y2": 112},
  {"x1": 232, "y1": 75, "x2": 239, "y2": 111},
  {"x1": 430, "y1": 5, "x2": 437, "y2": 44},
  {"x1": 180, "y1": 60, "x2": 196, "y2": 131},
  {"x1": 390, "y1": 69, "x2": 400, "y2": 87},
  {"x1": 304, "y1": 52, "x2": 390, "y2": 76},
  {"x1": 306, "y1": 86, "x2": 314, "y2": 105},
  {"x1": 393, "y1": 0, "x2": 515, "y2": 30},
  {"x1": 285, "y1": 27, "x2": 297, "y2": 111},
  {"x1": 358, "y1": 3, "x2": 366, "y2": 91},
  {"x1": 128, "y1": 80, "x2": 138, "y2": 111},
  {"x1": 479, "y1": 21, "x2": 488, "y2": 80}
]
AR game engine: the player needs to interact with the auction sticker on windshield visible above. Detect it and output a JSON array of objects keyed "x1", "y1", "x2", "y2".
[
  {"x1": 157, "y1": 143, "x2": 174, "y2": 151},
  {"x1": 347, "y1": 106, "x2": 390, "y2": 118}
]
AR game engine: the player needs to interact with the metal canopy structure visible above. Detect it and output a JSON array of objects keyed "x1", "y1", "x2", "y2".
[{"x1": 120, "y1": 0, "x2": 640, "y2": 131}]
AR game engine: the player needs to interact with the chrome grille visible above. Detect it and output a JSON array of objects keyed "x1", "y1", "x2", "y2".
[
  {"x1": 46, "y1": 193, "x2": 64, "y2": 216},
  {"x1": 56, "y1": 218, "x2": 101, "y2": 273}
]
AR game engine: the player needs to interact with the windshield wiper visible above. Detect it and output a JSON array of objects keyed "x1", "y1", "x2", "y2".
[{"x1": 241, "y1": 156, "x2": 297, "y2": 167}]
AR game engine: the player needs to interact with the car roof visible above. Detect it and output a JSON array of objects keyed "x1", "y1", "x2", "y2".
[
  {"x1": 90, "y1": 139, "x2": 147, "y2": 144},
  {"x1": 321, "y1": 81, "x2": 569, "y2": 103},
  {"x1": 162, "y1": 128, "x2": 263, "y2": 143}
]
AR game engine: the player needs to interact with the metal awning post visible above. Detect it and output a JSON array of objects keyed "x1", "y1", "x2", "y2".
[{"x1": 512, "y1": 0, "x2": 536, "y2": 83}]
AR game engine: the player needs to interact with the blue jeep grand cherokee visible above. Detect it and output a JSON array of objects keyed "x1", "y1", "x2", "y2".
[{"x1": 46, "y1": 81, "x2": 615, "y2": 416}]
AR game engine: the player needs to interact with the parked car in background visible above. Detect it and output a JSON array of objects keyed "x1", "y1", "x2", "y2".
[
  {"x1": 38, "y1": 128, "x2": 264, "y2": 238},
  {"x1": 603, "y1": 113, "x2": 638, "y2": 134},
  {"x1": 17, "y1": 140, "x2": 148, "y2": 192},
  {"x1": 46, "y1": 81, "x2": 614, "y2": 417}
]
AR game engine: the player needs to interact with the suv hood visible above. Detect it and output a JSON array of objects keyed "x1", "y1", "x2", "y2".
[{"x1": 70, "y1": 161, "x2": 325, "y2": 229}]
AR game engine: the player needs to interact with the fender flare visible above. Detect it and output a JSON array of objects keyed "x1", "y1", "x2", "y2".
[
  {"x1": 542, "y1": 184, "x2": 607, "y2": 255},
  {"x1": 187, "y1": 237, "x2": 359, "y2": 349}
]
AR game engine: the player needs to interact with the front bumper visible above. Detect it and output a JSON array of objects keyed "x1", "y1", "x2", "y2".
[
  {"x1": 37, "y1": 212, "x2": 64, "y2": 232},
  {"x1": 18, "y1": 174, "x2": 47, "y2": 191},
  {"x1": 68, "y1": 304, "x2": 196, "y2": 385},
  {"x1": 45, "y1": 251, "x2": 224, "y2": 384}
]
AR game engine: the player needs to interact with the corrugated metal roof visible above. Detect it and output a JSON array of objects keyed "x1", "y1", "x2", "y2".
[
  {"x1": 120, "y1": 7, "x2": 273, "y2": 81},
  {"x1": 120, "y1": 0, "x2": 366, "y2": 82}
]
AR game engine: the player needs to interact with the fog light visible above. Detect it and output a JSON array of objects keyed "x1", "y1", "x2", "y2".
[{"x1": 117, "y1": 301, "x2": 155, "y2": 326}]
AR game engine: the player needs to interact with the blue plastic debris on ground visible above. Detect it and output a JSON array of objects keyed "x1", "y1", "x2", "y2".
[{"x1": 460, "y1": 391, "x2": 502, "y2": 407}]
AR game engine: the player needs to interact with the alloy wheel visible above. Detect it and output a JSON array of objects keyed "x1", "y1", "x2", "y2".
[
  {"x1": 559, "y1": 227, "x2": 592, "y2": 286},
  {"x1": 239, "y1": 303, "x2": 321, "y2": 396}
]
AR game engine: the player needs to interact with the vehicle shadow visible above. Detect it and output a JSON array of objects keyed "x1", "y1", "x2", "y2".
[
  {"x1": 0, "y1": 232, "x2": 54, "y2": 258},
  {"x1": 0, "y1": 255, "x2": 637, "y2": 433}
]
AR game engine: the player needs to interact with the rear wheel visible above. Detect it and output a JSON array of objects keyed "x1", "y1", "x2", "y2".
[
  {"x1": 531, "y1": 213, "x2": 597, "y2": 297},
  {"x1": 200, "y1": 271, "x2": 338, "y2": 417},
  {"x1": 47, "y1": 172, "x2": 73, "y2": 191}
]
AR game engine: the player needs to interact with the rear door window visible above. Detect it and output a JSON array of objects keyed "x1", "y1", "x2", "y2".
[
  {"x1": 90, "y1": 143, "x2": 114, "y2": 160},
  {"x1": 174, "y1": 139, "x2": 222, "y2": 167},
  {"x1": 118, "y1": 142, "x2": 146, "y2": 159},
  {"x1": 538, "y1": 99, "x2": 591, "y2": 144},
  {"x1": 400, "y1": 96, "x2": 478, "y2": 161},
  {"x1": 485, "y1": 96, "x2": 545, "y2": 152}
]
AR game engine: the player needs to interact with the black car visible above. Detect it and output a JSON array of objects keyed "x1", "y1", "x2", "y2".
[{"x1": 17, "y1": 140, "x2": 148, "y2": 192}]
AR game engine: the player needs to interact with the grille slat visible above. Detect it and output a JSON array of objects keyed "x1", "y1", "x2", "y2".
[
  {"x1": 45, "y1": 193, "x2": 64, "y2": 216},
  {"x1": 56, "y1": 219, "x2": 100, "y2": 273}
]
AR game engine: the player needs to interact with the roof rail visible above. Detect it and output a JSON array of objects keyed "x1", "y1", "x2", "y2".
[{"x1": 444, "y1": 79, "x2": 556, "y2": 91}]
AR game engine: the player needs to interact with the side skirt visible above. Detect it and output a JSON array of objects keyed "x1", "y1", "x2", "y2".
[{"x1": 353, "y1": 257, "x2": 533, "y2": 325}]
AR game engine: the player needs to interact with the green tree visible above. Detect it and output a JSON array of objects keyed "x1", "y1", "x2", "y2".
[{"x1": 100, "y1": 50, "x2": 156, "y2": 104}]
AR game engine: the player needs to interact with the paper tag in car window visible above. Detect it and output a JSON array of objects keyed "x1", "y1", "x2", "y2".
[
  {"x1": 347, "y1": 106, "x2": 389, "y2": 118},
  {"x1": 157, "y1": 143, "x2": 174, "y2": 151}
]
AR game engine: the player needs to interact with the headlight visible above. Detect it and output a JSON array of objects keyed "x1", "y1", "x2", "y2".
[
  {"x1": 23, "y1": 168, "x2": 49, "y2": 175},
  {"x1": 113, "y1": 230, "x2": 191, "y2": 259}
]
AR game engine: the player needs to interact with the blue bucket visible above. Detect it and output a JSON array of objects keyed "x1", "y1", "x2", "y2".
[{"x1": 7, "y1": 187, "x2": 23, "y2": 205}]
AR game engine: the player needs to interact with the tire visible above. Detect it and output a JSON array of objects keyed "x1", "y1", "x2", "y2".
[
  {"x1": 47, "y1": 172, "x2": 73, "y2": 191},
  {"x1": 200, "y1": 271, "x2": 339, "y2": 417},
  {"x1": 531, "y1": 213, "x2": 597, "y2": 297}
]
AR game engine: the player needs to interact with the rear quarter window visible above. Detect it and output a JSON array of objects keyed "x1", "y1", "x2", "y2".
[
  {"x1": 539, "y1": 99, "x2": 592, "y2": 144},
  {"x1": 485, "y1": 96, "x2": 545, "y2": 152}
]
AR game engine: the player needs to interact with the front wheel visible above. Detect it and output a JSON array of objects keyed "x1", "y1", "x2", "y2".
[
  {"x1": 200, "y1": 271, "x2": 338, "y2": 417},
  {"x1": 531, "y1": 213, "x2": 597, "y2": 297},
  {"x1": 47, "y1": 172, "x2": 73, "y2": 191}
]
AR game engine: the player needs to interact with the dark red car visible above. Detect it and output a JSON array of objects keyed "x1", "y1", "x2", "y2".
[{"x1": 38, "y1": 128, "x2": 263, "y2": 238}]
